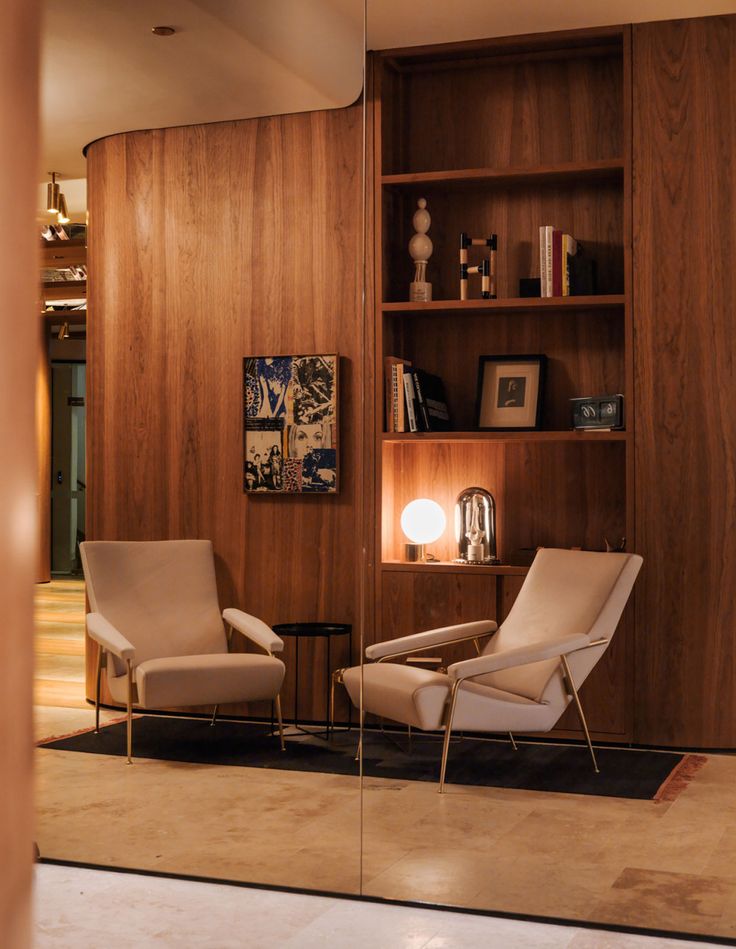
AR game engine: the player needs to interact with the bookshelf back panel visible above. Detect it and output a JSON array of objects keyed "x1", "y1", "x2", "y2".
[
  {"x1": 383, "y1": 182, "x2": 624, "y2": 302},
  {"x1": 381, "y1": 440, "x2": 626, "y2": 564},
  {"x1": 382, "y1": 52, "x2": 623, "y2": 175},
  {"x1": 387, "y1": 309, "x2": 624, "y2": 431}
]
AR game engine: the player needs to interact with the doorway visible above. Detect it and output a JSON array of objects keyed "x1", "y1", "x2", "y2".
[{"x1": 51, "y1": 361, "x2": 86, "y2": 574}]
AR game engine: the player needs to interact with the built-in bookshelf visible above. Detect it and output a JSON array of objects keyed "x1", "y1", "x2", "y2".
[{"x1": 371, "y1": 27, "x2": 632, "y2": 736}]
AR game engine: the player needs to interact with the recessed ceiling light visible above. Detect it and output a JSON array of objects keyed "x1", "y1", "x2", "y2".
[{"x1": 151, "y1": 26, "x2": 176, "y2": 36}]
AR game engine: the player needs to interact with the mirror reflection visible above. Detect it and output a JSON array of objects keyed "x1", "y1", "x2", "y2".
[
  {"x1": 34, "y1": 0, "x2": 736, "y2": 943},
  {"x1": 35, "y1": 0, "x2": 365, "y2": 895},
  {"x1": 357, "y1": 4, "x2": 736, "y2": 942}
]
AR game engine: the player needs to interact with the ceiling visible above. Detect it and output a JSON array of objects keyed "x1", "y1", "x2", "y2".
[{"x1": 40, "y1": 0, "x2": 736, "y2": 221}]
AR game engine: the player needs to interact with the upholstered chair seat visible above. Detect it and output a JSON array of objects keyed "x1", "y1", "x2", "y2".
[{"x1": 81, "y1": 539, "x2": 287, "y2": 761}]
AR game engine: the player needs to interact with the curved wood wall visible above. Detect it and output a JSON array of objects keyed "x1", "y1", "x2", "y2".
[{"x1": 86, "y1": 105, "x2": 365, "y2": 722}]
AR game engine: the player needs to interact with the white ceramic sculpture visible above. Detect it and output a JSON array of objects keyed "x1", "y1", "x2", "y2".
[{"x1": 409, "y1": 198, "x2": 432, "y2": 302}]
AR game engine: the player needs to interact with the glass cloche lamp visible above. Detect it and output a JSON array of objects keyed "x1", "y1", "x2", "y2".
[
  {"x1": 400, "y1": 498, "x2": 446, "y2": 562},
  {"x1": 454, "y1": 487, "x2": 499, "y2": 564}
]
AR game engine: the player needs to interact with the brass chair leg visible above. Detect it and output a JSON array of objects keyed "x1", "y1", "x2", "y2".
[
  {"x1": 355, "y1": 709, "x2": 365, "y2": 762},
  {"x1": 94, "y1": 645, "x2": 103, "y2": 733},
  {"x1": 561, "y1": 655, "x2": 599, "y2": 774},
  {"x1": 210, "y1": 705, "x2": 219, "y2": 727},
  {"x1": 329, "y1": 671, "x2": 336, "y2": 733},
  {"x1": 275, "y1": 694, "x2": 285, "y2": 751},
  {"x1": 439, "y1": 681, "x2": 461, "y2": 793},
  {"x1": 126, "y1": 659, "x2": 133, "y2": 764},
  {"x1": 508, "y1": 732, "x2": 518, "y2": 751}
]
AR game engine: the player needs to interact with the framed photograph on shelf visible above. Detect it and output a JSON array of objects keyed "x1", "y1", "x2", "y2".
[
  {"x1": 476, "y1": 354, "x2": 546, "y2": 430},
  {"x1": 243, "y1": 353, "x2": 339, "y2": 494}
]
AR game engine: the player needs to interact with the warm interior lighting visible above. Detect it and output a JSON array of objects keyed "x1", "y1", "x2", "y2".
[
  {"x1": 400, "y1": 498, "x2": 446, "y2": 562},
  {"x1": 46, "y1": 172, "x2": 60, "y2": 213},
  {"x1": 56, "y1": 192, "x2": 70, "y2": 224}
]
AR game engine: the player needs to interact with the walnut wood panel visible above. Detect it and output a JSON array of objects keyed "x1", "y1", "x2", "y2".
[
  {"x1": 633, "y1": 15, "x2": 736, "y2": 746},
  {"x1": 378, "y1": 571, "x2": 497, "y2": 670},
  {"x1": 0, "y1": 0, "x2": 38, "y2": 943},
  {"x1": 87, "y1": 105, "x2": 363, "y2": 724},
  {"x1": 381, "y1": 49, "x2": 623, "y2": 174}
]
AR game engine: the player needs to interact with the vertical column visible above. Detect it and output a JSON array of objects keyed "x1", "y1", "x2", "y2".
[{"x1": 0, "y1": 1, "x2": 40, "y2": 945}]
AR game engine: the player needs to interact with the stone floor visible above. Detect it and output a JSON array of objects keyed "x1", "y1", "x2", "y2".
[
  {"x1": 35, "y1": 864, "x2": 726, "y2": 948},
  {"x1": 34, "y1": 580, "x2": 736, "y2": 943}
]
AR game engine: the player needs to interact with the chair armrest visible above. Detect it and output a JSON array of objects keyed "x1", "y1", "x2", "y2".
[
  {"x1": 86, "y1": 613, "x2": 136, "y2": 662},
  {"x1": 223, "y1": 608, "x2": 284, "y2": 655},
  {"x1": 447, "y1": 632, "x2": 591, "y2": 682},
  {"x1": 365, "y1": 620, "x2": 497, "y2": 662}
]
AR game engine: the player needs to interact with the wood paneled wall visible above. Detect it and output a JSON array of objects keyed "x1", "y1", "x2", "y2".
[
  {"x1": 633, "y1": 15, "x2": 736, "y2": 746},
  {"x1": 86, "y1": 105, "x2": 364, "y2": 722},
  {"x1": 0, "y1": 0, "x2": 39, "y2": 944}
]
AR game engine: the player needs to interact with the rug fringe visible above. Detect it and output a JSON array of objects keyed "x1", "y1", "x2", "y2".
[{"x1": 654, "y1": 753, "x2": 708, "y2": 803}]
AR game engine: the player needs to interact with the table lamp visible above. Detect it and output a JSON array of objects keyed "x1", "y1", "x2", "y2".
[{"x1": 400, "y1": 498, "x2": 446, "y2": 562}]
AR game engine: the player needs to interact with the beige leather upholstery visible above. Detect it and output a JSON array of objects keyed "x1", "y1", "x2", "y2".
[
  {"x1": 342, "y1": 548, "x2": 642, "y2": 748},
  {"x1": 81, "y1": 540, "x2": 285, "y2": 713}
]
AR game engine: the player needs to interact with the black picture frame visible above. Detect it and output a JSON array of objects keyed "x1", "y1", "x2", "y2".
[{"x1": 475, "y1": 354, "x2": 547, "y2": 431}]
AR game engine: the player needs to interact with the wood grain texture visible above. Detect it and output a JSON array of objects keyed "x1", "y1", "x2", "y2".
[
  {"x1": 382, "y1": 49, "x2": 623, "y2": 174},
  {"x1": 0, "y1": 1, "x2": 39, "y2": 944},
  {"x1": 87, "y1": 105, "x2": 363, "y2": 724},
  {"x1": 633, "y1": 15, "x2": 736, "y2": 746}
]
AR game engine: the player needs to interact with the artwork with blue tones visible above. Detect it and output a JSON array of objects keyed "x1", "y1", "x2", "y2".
[{"x1": 243, "y1": 354, "x2": 338, "y2": 494}]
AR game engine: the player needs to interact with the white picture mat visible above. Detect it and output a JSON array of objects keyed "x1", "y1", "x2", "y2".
[{"x1": 479, "y1": 361, "x2": 541, "y2": 427}]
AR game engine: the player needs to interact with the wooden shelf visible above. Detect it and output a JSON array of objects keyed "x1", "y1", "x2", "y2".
[
  {"x1": 42, "y1": 310, "x2": 86, "y2": 326},
  {"x1": 40, "y1": 239, "x2": 86, "y2": 267},
  {"x1": 382, "y1": 560, "x2": 529, "y2": 576},
  {"x1": 42, "y1": 280, "x2": 86, "y2": 302},
  {"x1": 382, "y1": 430, "x2": 627, "y2": 445},
  {"x1": 381, "y1": 295, "x2": 624, "y2": 315},
  {"x1": 381, "y1": 159, "x2": 624, "y2": 189}
]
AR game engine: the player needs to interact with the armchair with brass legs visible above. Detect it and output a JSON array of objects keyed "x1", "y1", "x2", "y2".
[
  {"x1": 81, "y1": 540, "x2": 287, "y2": 763},
  {"x1": 340, "y1": 548, "x2": 643, "y2": 791}
]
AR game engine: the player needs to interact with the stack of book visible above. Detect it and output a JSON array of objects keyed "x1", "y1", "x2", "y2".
[
  {"x1": 538, "y1": 226, "x2": 594, "y2": 297},
  {"x1": 384, "y1": 357, "x2": 451, "y2": 433}
]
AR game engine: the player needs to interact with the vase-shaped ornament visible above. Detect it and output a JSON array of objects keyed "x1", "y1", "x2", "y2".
[{"x1": 409, "y1": 198, "x2": 432, "y2": 302}]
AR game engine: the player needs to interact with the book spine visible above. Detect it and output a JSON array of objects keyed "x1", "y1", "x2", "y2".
[
  {"x1": 539, "y1": 226, "x2": 547, "y2": 297},
  {"x1": 544, "y1": 225, "x2": 554, "y2": 297},
  {"x1": 412, "y1": 371, "x2": 431, "y2": 431},
  {"x1": 403, "y1": 371, "x2": 418, "y2": 432},
  {"x1": 391, "y1": 363, "x2": 403, "y2": 432},
  {"x1": 384, "y1": 358, "x2": 394, "y2": 432},
  {"x1": 552, "y1": 229, "x2": 562, "y2": 297}
]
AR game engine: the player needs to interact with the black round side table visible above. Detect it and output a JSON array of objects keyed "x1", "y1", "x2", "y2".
[{"x1": 272, "y1": 622, "x2": 351, "y2": 739}]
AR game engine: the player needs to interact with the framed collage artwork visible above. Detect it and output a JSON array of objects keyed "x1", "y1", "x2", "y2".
[{"x1": 243, "y1": 354, "x2": 339, "y2": 494}]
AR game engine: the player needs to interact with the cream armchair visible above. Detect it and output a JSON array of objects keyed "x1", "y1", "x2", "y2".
[
  {"x1": 80, "y1": 539, "x2": 286, "y2": 762},
  {"x1": 342, "y1": 548, "x2": 642, "y2": 791}
]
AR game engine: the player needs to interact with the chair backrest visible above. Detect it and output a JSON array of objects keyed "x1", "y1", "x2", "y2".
[
  {"x1": 80, "y1": 540, "x2": 227, "y2": 668},
  {"x1": 483, "y1": 548, "x2": 642, "y2": 703}
]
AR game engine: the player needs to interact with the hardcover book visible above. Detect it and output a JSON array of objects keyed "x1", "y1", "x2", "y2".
[{"x1": 412, "y1": 368, "x2": 451, "y2": 431}]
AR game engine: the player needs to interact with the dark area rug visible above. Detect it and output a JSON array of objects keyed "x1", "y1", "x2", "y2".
[{"x1": 39, "y1": 716, "x2": 694, "y2": 800}]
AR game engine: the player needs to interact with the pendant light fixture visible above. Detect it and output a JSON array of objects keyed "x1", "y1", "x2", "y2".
[
  {"x1": 56, "y1": 192, "x2": 70, "y2": 225},
  {"x1": 46, "y1": 172, "x2": 60, "y2": 213}
]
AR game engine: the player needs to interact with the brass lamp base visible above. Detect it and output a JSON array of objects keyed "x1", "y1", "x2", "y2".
[{"x1": 404, "y1": 543, "x2": 426, "y2": 562}]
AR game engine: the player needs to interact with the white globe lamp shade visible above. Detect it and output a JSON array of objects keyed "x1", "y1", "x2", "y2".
[{"x1": 400, "y1": 498, "x2": 446, "y2": 545}]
